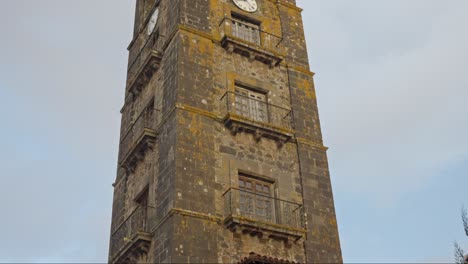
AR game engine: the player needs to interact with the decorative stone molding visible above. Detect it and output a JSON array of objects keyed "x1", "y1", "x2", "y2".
[
  {"x1": 224, "y1": 215, "x2": 305, "y2": 246},
  {"x1": 219, "y1": 17, "x2": 284, "y2": 68},
  {"x1": 127, "y1": 49, "x2": 163, "y2": 98},
  {"x1": 223, "y1": 114, "x2": 292, "y2": 147},
  {"x1": 223, "y1": 188, "x2": 306, "y2": 246},
  {"x1": 120, "y1": 128, "x2": 157, "y2": 174},
  {"x1": 119, "y1": 107, "x2": 158, "y2": 174},
  {"x1": 221, "y1": 37, "x2": 282, "y2": 68},
  {"x1": 239, "y1": 252, "x2": 297, "y2": 264},
  {"x1": 220, "y1": 92, "x2": 293, "y2": 147},
  {"x1": 112, "y1": 231, "x2": 152, "y2": 264}
]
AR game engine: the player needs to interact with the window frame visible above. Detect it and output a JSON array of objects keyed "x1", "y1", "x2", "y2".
[
  {"x1": 233, "y1": 83, "x2": 269, "y2": 123},
  {"x1": 230, "y1": 12, "x2": 262, "y2": 45},
  {"x1": 238, "y1": 172, "x2": 277, "y2": 223}
]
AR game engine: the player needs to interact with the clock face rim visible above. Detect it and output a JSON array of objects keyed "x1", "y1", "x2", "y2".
[{"x1": 232, "y1": 0, "x2": 258, "y2": 13}]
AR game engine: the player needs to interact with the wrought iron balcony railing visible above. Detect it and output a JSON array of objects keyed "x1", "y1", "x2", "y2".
[
  {"x1": 119, "y1": 108, "x2": 159, "y2": 172},
  {"x1": 223, "y1": 188, "x2": 305, "y2": 230},
  {"x1": 126, "y1": 28, "x2": 164, "y2": 97},
  {"x1": 109, "y1": 205, "x2": 156, "y2": 261},
  {"x1": 220, "y1": 91, "x2": 293, "y2": 143},
  {"x1": 219, "y1": 17, "x2": 283, "y2": 67}
]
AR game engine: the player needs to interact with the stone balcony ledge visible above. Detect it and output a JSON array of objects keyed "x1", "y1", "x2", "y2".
[
  {"x1": 219, "y1": 17, "x2": 284, "y2": 68},
  {"x1": 223, "y1": 188, "x2": 305, "y2": 245},
  {"x1": 118, "y1": 108, "x2": 159, "y2": 173},
  {"x1": 126, "y1": 29, "x2": 164, "y2": 98},
  {"x1": 109, "y1": 205, "x2": 156, "y2": 263},
  {"x1": 220, "y1": 92, "x2": 293, "y2": 146},
  {"x1": 221, "y1": 35, "x2": 284, "y2": 68},
  {"x1": 111, "y1": 231, "x2": 152, "y2": 264},
  {"x1": 126, "y1": 49, "x2": 162, "y2": 97},
  {"x1": 224, "y1": 215, "x2": 306, "y2": 245}
]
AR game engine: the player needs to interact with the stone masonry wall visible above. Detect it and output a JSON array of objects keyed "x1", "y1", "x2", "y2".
[
  {"x1": 110, "y1": 0, "x2": 342, "y2": 263},
  {"x1": 172, "y1": 0, "x2": 309, "y2": 262},
  {"x1": 109, "y1": 0, "x2": 181, "y2": 262}
]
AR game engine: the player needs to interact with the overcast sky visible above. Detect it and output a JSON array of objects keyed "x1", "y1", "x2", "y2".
[{"x1": 0, "y1": 0, "x2": 467, "y2": 262}]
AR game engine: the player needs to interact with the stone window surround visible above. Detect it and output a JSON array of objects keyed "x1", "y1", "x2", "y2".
[
  {"x1": 238, "y1": 172, "x2": 276, "y2": 222},
  {"x1": 224, "y1": 158, "x2": 294, "y2": 202},
  {"x1": 220, "y1": 1, "x2": 285, "y2": 67},
  {"x1": 224, "y1": 1, "x2": 276, "y2": 33},
  {"x1": 234, "y1": 84, "x2": 269, "y2": 123},
  {"x1": 230, "y1": 12, "x2": 262, "y2": 45},
  {"x1": 222, "y1": 158, "x2": 306, "y2": 242},
  {"x1": 231, "y1": 12, "x2": 261, "y2": 26},
  {"x1": 225, "y1": 72, "x2": 277, "y2": 107},
  {"x1": 221, "y1": 72, "x2": 294, "y2": 144}
]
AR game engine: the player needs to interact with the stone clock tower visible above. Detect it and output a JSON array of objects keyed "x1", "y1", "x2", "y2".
[{"x1": 108, "y1": 0, "x2": 342, "y2": 263}]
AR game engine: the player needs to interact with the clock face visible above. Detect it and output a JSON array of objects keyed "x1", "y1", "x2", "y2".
[
  {"x1": 147, "y1": 8, "x2": 159, "y2": 35},
  {"x1": 233, "y1": 0, "x2": 258, "y2": 13}
]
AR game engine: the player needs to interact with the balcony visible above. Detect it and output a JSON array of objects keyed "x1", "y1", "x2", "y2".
[
  {"x1": 126, "y1": 30, "x2": 163, "y2": 97},
  {"x1": 109, "y1": 205, "x2": 156, "y2": 263},
  {"x1": 219, "y1": 17, "x2": 283, "y2": 67},
  {"x1": 223, "y1": 188, "x2": 305, "y2": 243},
  {"x1": 119, "y1": 108, "x2": 158, "y2": 173},
  {"x1": 220, "y1": 91, "x2": 293, "y2": 146}
]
